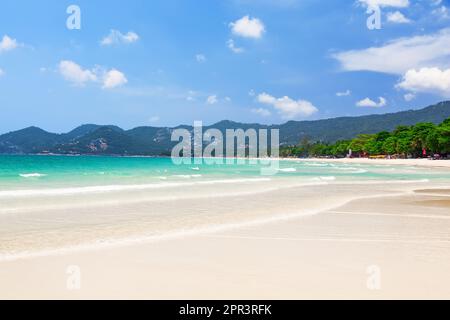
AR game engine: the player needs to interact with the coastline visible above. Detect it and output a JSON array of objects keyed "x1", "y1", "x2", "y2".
[
  {"x1": 2, "y1": 153, "x2": 450, "y2": 169},
  {"x1": 1, "y1": 186, "x2": 449, "y2": 299},
  {"x1": 0, "y1": 172, "x2": 449, "y2": 299},
  {"x1": 284, "y1": 157, "x2": 450, "y2": 169},
  {"x1": 1, "y1": 155, "x2": 450, "y2": 299}
]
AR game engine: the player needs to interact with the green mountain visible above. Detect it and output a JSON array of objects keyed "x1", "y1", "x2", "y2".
[
  {"x1": 280, "y1": 101, "x2": 450, "y2": 145},
  {"x1": 0, "y1": 101, "x2": 449, "y2": 155},
  {"x1": 0, "y1": 127, "x2": 60, "y2": 154}
]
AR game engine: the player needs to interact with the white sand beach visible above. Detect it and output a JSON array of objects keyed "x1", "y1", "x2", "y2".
[
  {"x1": 0, "y1": 163, "x2": 449, "y2": 299},
  {"x1": 295, "y1": 158, "x2": 450, "y2": 169}
]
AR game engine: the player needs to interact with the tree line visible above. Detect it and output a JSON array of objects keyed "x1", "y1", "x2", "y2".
[{"x1": 280, "y1": 118, "x2": 450, "y2": 159}]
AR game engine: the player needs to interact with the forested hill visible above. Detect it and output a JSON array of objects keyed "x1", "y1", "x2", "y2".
[{"x1": 0, "y1": 101, "x2": 449, "y2": 155}]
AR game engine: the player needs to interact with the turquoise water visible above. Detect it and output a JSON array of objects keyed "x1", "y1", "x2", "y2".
[
  {"x1": 1, "y1": 155, "x2": 450, "y2": 191},
  {"x1": 1, "y1": 155, "x2": 450, "y2": 260}
]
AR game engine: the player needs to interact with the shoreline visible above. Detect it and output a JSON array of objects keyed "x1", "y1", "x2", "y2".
[
  {"x1": 1, "y1": 185, "x2": 449, "y2": 299},
  {"x1": 284, "y1": 157, "x2": 450, "y2": 169},
  {"x1": 1, "y1": 158, "x2": 449, "y2": 299},
  {"x1": 2, "y1": 153, "x2": 450, "y2": 168},
  {"x1": 0, "y1": 186, "x2": 415, "y2": 263}
]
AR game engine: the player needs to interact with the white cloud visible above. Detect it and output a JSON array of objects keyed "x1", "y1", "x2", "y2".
[
  {"x1": 195, "y1": 54, "x2": 206, "y2": 63},
  {"x1": 186, "y1": 90, "x2": 198, "y2": 101},
  {"x1": 404, "y1": 93, "x2": 416, "y2": 101},
  {"x1": 227, "y1": 39, "x2": 244, "y2": 53},
  {"x1": 358, "y1": 0, "x2": 409, "y2": 8},
  {"x1": 59, "y1": 60, "x2": 97, "y2": 86},
  {"x1": 336, "y1": 90, "x2": 351, "y2": 97},
  {"x1": 397, "y1": 67, "x2": 450, "y2": 97},
  {"x1": 387, "y1": 11, "x2": 411, "y2": 23},
  {"x1": 333, "y1": 28, "x2": 450, "y2": 75},
  {"x1": 230, "y1": 15, "x2": 265, "y2": 39},
  {"x1": 257, "y1": 92, "x2": 318, "y2": 119},
  {"x1": 101, "y1": 30, "x2": 139, "y2": 46},
  {"x1": 0, "y1": 35, "x2": 18, "y2": 53},
  {"x1": 59, "y1": 60, "x2": 127, "y2": 89},
  {"x1": 102, "y1": 69, "x2": 128, "y2": 89},
  {"x1": 356, "y1": 97, "x2": 387, "y2": 108},
  {"x1": 251, "y1": 108, "x2": 271, "y2": 117},
  {"x1": 0, "y1": 68, "x2": 4, "y2": 77},
  {"x1": 206, "y1": 95, "x2": 218, "y2": 105},
  {"x1": 432, "y1": 6, "x2": 450, "y2": 20}
]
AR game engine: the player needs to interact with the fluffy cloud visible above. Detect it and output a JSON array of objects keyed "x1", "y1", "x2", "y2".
[
  {"x1": 397, "y1": 67, "x2": 450, "y2": 97},
  {"x1": 432, "y1": 5, "x2": 450, "y2": 20},
  {"x1": 101, "y1": 30, "x2": 139, "y2": 46},
  {"x1": 230, "y1": 16, "x2": 265, "y2": 39},
  {"x1": 358, "y1": 0, "x2": 409, "y2": 8},
  {"x1": 257, "y1": 92, "x2": 318, "y2": 119},
  {"x1": 227, "y1": 39, "x2": 244, "y2": 53},
  {"x1": 102, "y1": 69, "x2": 128, "y2": 89},
  {"x1": 356, "y1": 97, "x2": 387, "y2": 108},
  {"x1": 251, "y1": 108, "x2": 271, "y2": 117},
  {"x1": 59, "y1": 60, "x2": 97, "y2": 86},
  {"x1": 0, "y1": 68, "x2": 4, "y2": 77},
  {"x1": 206, "y1": 95, "x2": 218, "y2": 105},
  {"x1": 0, "y1": 35, "x2": 18, "y2": 53},
  {"x1": 195, "y1": 54, "x2": 206, "y2": 63},
  {"x1": 333, "y1": 28, "x2": 450, "y2": 75},
  {"x1": 59, "y1": 60, "x2": 127, "y2": 89},
  {"x1": 387, "y1": 11, "x2": 411, "y2": 23},
  {"x1": 404, "y1": 93, "x2": 416, "y2": 101},
  {"x1": 336, "y1": 90, "x2": 351, "y2": 97}
]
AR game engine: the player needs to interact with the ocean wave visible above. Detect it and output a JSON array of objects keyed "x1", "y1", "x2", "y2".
[
  {"x1": 0, "y1": 190, "x2": 412, "y2": 262},
  {"x1": 19, "y1": 173, "x2": 47, "y2": 178},
  {"x1": 332, "y1": 167, "x2": 368, "y2": 174},
  {"x1": 172, "y1": 174, "x2": 203, "y2": 179},
  {"x1": 277, "y1": 168, "x2": 297, "y2": 173},
  {"x1": 0, "y1": 178, "x2": 272, "y2": 198},
  {"x1": 303, "y1": 163, "x2": 328, "y2": 167},
  {"x1": 312, "y1": 176, "x2": 337, "y2": 181}
]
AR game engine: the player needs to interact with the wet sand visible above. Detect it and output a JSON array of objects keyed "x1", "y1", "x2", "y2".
[
  {"x1": 301, "y1": 158, "x2": 450, "y2": 169},
  {"x1": 1, "y1": 185, "x2": 449, "y2": 300}
]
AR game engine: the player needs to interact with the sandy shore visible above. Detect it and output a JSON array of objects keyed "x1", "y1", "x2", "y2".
[
  {"x1": 294, "y1": 157, "x2": 450, "y2": 169},
  {"x1": 1, "y1": 186, "x2": 449, "y2": 300}
]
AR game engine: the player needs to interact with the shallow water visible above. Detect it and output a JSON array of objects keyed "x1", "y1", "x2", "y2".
[
  {"x1": 1, "y1": 155, "x2": 450, "y2": 190},
  {"x1": 1, "y1": 155, "x2": 450, "y2": 260}
]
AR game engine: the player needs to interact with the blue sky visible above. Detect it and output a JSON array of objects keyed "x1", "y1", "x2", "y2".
[{"x1": 0, "y1": 0, "x2": 449, "y2": 133}]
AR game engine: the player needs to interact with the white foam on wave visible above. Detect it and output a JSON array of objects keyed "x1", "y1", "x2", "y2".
[
  {"x1": 278, "y1": 168, "x2": 297, "y2": 173},
  {"x1": 0, "y1": 189, "x2": 412, "y2": 262},
  {"x1": 172, "y1": 174, "x2": 203, "y2": 179},
  {"x1": 0, "y1": 180, "x2": 330, "y2": 215},
  {"x1": 315, "y1": 176, "x2": 336, "y2": 181},
  {"x1": 19, "y1": 173, "x2": 47, "y2": 178},
  {"x1": 332, "y1": 167, "x2": 368, "y2": 174},
  {"x1": 304, "y1": 163, "x2": 328, "y2": 167},
  {"x1": 0, "y1": 178, "x2": 273, "y2": 198}
]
